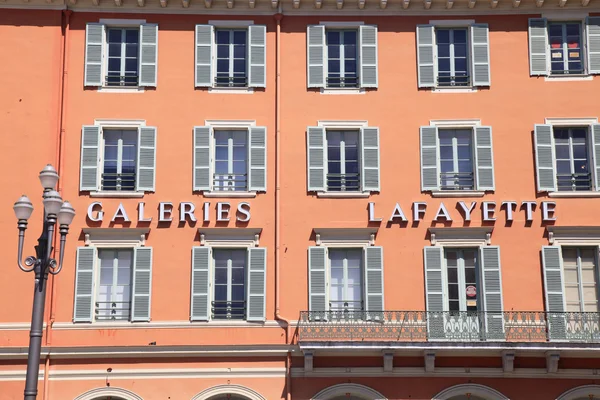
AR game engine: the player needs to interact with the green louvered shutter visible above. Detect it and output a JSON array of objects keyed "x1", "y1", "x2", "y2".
[
  {"x1": 364, "y1": 246, "x2": 384, "y2": 320},
  {"x1": 420, "y1": 126, "x2": 439, "y2": 191},
  {"x1": 424, "y1": 246, "x2": 445, "y2": 340},
  {"x1": 417, "y1": 25, "x2": 436, "y2": 88},
  {"x1": 361, "y1": 127, "x2": 380, "y2": 192},
  {"x1": 247, "y1": 248, "x2": 267, "y2": 322},
  {"x1": 137, "y1": 126, "x2": 157, "y2": 192},
  {"x1": 193, "y1": 126, "x2": 212, "y2": 191},
  {"x1": 131, "y1": 247, "x2": 153, "y2": 322},
  {"x1": 534, "y1": 124, "x2": 557, "y2": 192},
  {"x1": 73, "y1": 247, "x2": 96, "y2": 323},
  {"x1": 474, "y1": 126, "x2": 495, "y2": 191},
  {"x1": 195, "y1": 25, "x2": 214, "y2": 87},
  {"x1": 139, "y1": 23, "x2": 158, "y2": 87},
  {"x1": 307, "y1": 25, "x2": 325, "y2": 88},
  {"x1": 480, "y1": 246, "x2": 505, "y2": 340},
  {"x1": 191, "y1": 247, "x2": 211, "y2": 321},
  {"x1": 249, "y1": 126, "x2": 267, "y2": 192},
  {"x1": 592, "y1": 124, "x2": 600, "y2": 191},
  {"x1": 307, "y1": 126, "x2": 326, "y2": 192},
  {"x1": 80, "y1": 125, "x2": 101, "y2": 191},
  {"x1": 308, "y1": 246, "x2": 327, "y2": 320},
  {"x1": 84, "y1": 23, "x2": 104, "y2": 86},
  {"x1": 471, "y1": 24, "x2": 491, "y2": 87},
  {"x1": 249, "y1": 25, "x2": 267, "y2": 88},
  {"x1": 587, "y1": 17, "x2": 600, "y2": 74},
  {"x1": 529, "y1": 18, "x2": 548, "y2": 76},
  {"x1": 359, "y1": 25, "x2": 378, "y2": 88},
  {"x1": 542, "y1": 246, "x2": 567, "y2": 341}
]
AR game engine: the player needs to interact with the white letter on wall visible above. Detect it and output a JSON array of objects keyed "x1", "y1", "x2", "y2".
[
  {"x1": 159, "y1": 202, "x2": 174, "y2": 222},
  {"x1": 389, "y1": 203, "x2": 408, "y2": 222},
  {"x1": 522, "y1": 201, "x2": 536, "y2": 222},
  {"x1": 501, "y1": 201, "x2": 517, "y2": 222},
  {"x1": 217, "y1": 202, "x2": 231, "y2": 222},
  {"x1": 434, "y1": 202, "x2": 452, "y2": 222},
  {"x1": 369, "y1": 202, "x2": 383, "y2": 222},
  {"x1": 542, "y1": 201, "x2": 557, "y2": 221},
  {"x1": 138, "y1": 202, "x2": 152, "y2": 222},
  {"x1": 413, "y1": 202, "x2": 427, "y2": 222},
  {"x1": 180, "y1": 202, "x2": 197, "y2": 223},
  {"x1": 482, "y1": 202, "x2": 497, "y2": 222},
  {"x1": 237, "y1": 202, "x2": 251, "y2": 222},
  {"x1": 87, "y1": 202, "x2": 104, "y2": 222},
  {"x1": 458, "y1": 201, "x2": 477, "y2": 222},
  {"x1": 111, "y1": 203, "x2": 131, "y2": 222}
]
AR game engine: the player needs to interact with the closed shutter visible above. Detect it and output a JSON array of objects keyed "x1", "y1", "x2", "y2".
[
  {"x1": 193, "y1": 126, "x2": 212, "y2": 191},
  {"x1": 424, "y1": 246, "x2": 445, "y2": 339},
  {"x1": 191, "y1": 246, "x2": 211, "y2": 321},
  {"x1": 592, "y1": 124, "x2": 600, "y2": 191},
  {"x1": 249, "y1": 126, "x2": 267, "y2": 192},
  {"x1": 420, "y1": 126, "x2": 439, "y2": 191},
  {"x1": 534, "y1": 124, "x2": 557, "y2": 192},
  {"x1": 359, "y1": 25, "x2": 378, "y2": 88},
  {"x1": 247, "y1": 248, "x2": 267, "y2": 322},
  {"x1": 73, "y1": 247, "x2": 96, "y2": 323},
  {"x1": 131, "y1": 247, "x2": 153, "y2": 322},
  {"x1": 470, "y1": 24, "x2": 491, "y2": 87},
  {"x1": 474, "y1": 126, "x2": 495, "y2": 191},
  {"x1": 307, "y1": 25, "x2": 325, "y2": 88},
  {"x1": 139, "y1": 23, "x2": 158, "y2": 87},
  {"x1": 417, "y1": 25, "x2": 436, "y2": 88},
  {"x1": 137, "y1": 126, "x2": 157, "y2": 192},
  {"x1": 248, "y1": 25, "x2": 267, "y2": 88},
  {"x1": 84, "y1": 23, "x2": 104, "y2": 87},
  {"x1": 529, "y1": 18, "x2": 549, "y2": 76},
  {"x1": 80, "y1": 125, "x2": 101, "y2": 192},
  {"x1": 364, "y1": 246, "x2": 384, "y2": 320},
  {"x1": 480, "y1": 246, "x2": 505, "y2": 340},
  {"x1": 587, "y1": 17, "x2": 600, "y2": 74},
  {"x1": 308, "y1": 246, "x2": 327, "y2": 320},
  {"x1": 195, "y1": 25, "x2": 214, "y2": 87},
  {"x1": 542, "y1": 246, "x2": 567, "y2": 340},
  {"x1": 361, "y1": 127, "x2": 380, "y2": 192},
  {"x1": 307, "y1": 126, "x2": 326, "y2": 192}
]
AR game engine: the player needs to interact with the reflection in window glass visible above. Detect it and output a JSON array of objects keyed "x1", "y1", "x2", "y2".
[
  {"x1": 96, "y1": 249, "x2": 133, "y2": 321},
  {"x1": 102, "y1": 130, "x2": 137, "y2": 191},
  {"x1": 213, "y1": 249, "x2": 247, "y2": 319},
  {"x1": 549, "y1": 22, "x2": 583, "y2": 75},
  {"x1": 554, "y1": 127, "x2": 591, "y2": 191},
  {"x1": 326, "y1": 130, "x2": 360, "y2": 192},
  {"x1": 106, "y1": 28, "x2": 139, "y2": 87},
  {"x1": 563, "y1": 247, "x2": 599, "y2": 312},
  {"x1": 215, "y1": 29, "x2": 248, "y2": 87},
  {"x1": 329, "y1": 249, "x2": 363, "y2": 313},
  {"x1": 214, "y1": 130, "x2": 248, "y2": 192},
  {"x1": 439, "y1": 129, "x2": 474, "y2": 190},
  {"x1": 326, "y1": 30, "x2": 358, "y2": 88},
  {"x1": 436, "y1": 28, "x2": 469, "y2": 87}
]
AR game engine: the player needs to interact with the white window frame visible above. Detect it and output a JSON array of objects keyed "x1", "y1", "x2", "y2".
[
  {"x1": 95, "y1": 248, "x2": 134, "y2": 323},
  {"x1": 442, "y1": 247, "x2": 482, "y2": 313},
  {"x1": 326, "y1": 246, "x2": 365, "y2": 313},
  {"x1": 211, "y1": 247, "x2": 248, "y2": 321},
  {"x1": 561, "y1": 246, "x2": 600, "y2": 313},
  {"x1": 547, "y1": 21, "x2": 585, "y2": 76},
  {"x1": 324, "y1": 129, "x2": 361, "y2": 194}
]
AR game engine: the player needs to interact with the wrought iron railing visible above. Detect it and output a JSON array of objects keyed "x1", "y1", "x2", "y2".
[
  {"x1": 556, "y1": 172, "x2": 592, "y2": 191},
  {"x1": 326, "y1": 173, "x2": 360, "y2": 192},
  {"x1": 95, "y1": 301, "x2": 131, "y2": 321},
  {"x1": 212, "y1": 300, "x2": 246, "y2": 320},
  {"x1": 326, "y1": 75, "x2": 359, "y2": 88},
  {"x1": 298, "y1": 310, "x2": 600, "y2": 343},
  {"x1": 105, "y1": 74, "x2": 139, "y2": 87},
  {"x1": 439, "y1": 172, "x2": 475, "y2": 191},
  {"x1": 213, "y1": 173, "x2": 248, "y2": 191},
  {"x1": 437, "y1": 74, "x2": 470, "y2": 87},
  {"x1": 214, "y1": 76, "x2": 248, "y2": 88},
  {"x1": 101, "y1": 172, "x2": 136, "y2": 191},
  {"x1": 550, "y1": 67, "x2": 585, "y2": 75}
]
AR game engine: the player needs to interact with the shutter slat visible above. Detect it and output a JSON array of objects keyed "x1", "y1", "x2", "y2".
[
  {"x1": 193, "y1": 126, "x2": 212, "y2": 191},
  {"x1": 534, "y1": 124, "x2": 557, "y2": 192},
  {"x1": 249, "y1": 126, "x2": 267, "y2": 192},
  {"x1": 587, "y1": 17, "x2": 600, "y2": 74},
  {"x1": 417, "y1": 25, "x2": 436, "y2": 88},
  {"x1": 307, "y1": 25, "x2": 325, "y2": 88},
  {"x1": 424, "y1": 246, "x2": 445, "y2": 339},
  {"x1": 471, "y1": 24, "x2": 491, "y2": 86},
  {"x1": 247, "y1": 248, "x2": 267, "y2": 321},
  {"x1": 137, "y1": 127, "x2": 157, "y2": 192},
  {"x1": 529, "y1": 18, "x2": 548, "y2": 76},
  {"x1": 474, "y1": 126, "x2": 495, "y2": 191},
  {"x1": 481, "y1": 246, "x2": 505, "y2": 340},
  {"x1": 80, "y1": 125, "x2": 101, "y2": 191},
  {"x1": 139, "y1": 24, "x2": 158, "y2": 87},
  {"x1": 361, "y1": 127, "x2": 380, "y2": 192},
  {"x1": 84, "y1": 23, "x2": 104, "y2": 87},
  {"x1": 364, "y1": 247, "x2": 384, "y2": 320},
  {"x1": 248, "y1": 25, "x2": 267, "y2": 88},
  {"x1": 191, "y1": 247, "x2": 211, "y2": 321},
  {"x1": 307, "y1": 126, "x2": 326, "y2": 192},
  {"x1": 592, "y1": 125, "x2": 600, "y2": 191},
  {"x1": 542, "y1": 246, "x2": 567, "y2": 340},
  {"x1": 308, "y1": 246, "x2": 327, "y2": 320},
  {"x1": 420, "y1": 126, "x2": 439, "y2": 191},
  {"x1": 195, "y1": 25, "x2": 214, "y2": 87},
  {"x1": 131, "y1": 247, "x2": 153, "y2": 322},
  {"x1": 73, "y1": 247, "x2": 96, "y2": 323},
  {"x1": 359, "y1": 25, "x2": 378, "y2": 88}
]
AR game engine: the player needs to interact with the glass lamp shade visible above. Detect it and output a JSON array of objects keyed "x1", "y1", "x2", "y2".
[
  {"x1": 58, "y1": 201, "x2": 76, "y2": 226},
  {"x1": 39, "y1": 164, "x2": 59, "y2": 190},
  {"x1": 43, "y1": 190, "x2": 63, "y2": 215},
  {"x1": 13, "y1": 195, "x2": 34, "y2": 221}
]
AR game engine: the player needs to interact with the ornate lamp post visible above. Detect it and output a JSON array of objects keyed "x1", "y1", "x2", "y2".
[{"x1": 13, "y1": 165, "x2": 75, "y2": 400}]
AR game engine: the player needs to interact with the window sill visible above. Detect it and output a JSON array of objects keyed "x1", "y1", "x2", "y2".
[
  {"x1": 203, "y1": 192, "x2": 257, "y2": 198},
  {"x1": 548, "y1": 191, "x2": 600, "y2": 198},
  {"x1": 97, "y1": 86, "x2": 146, "y2": 93},
  {"x1": 54, "y1": 320, "x2": 278, "y2": 329},
  {"x1": 545, "y1": 75, "x2": 593, "y2": 82},
  {"x1": 89, "y1": 192, "x2": 145, "y2": 198},
  {"x1": 317, "y1": 192, "x2": 371, "y2": 198},
  {"x1": 320, "y1": 87, "x2": 365, "y2": 95},
  {"x1": 430, "y1": 191, "x2": 486, "y2": 198},
  {"x1": 208, "y1": 87, "x2": 255, "y2": 94},
  {"x1": 431, "y1": 87, "x2": 478, "y2": 93}
]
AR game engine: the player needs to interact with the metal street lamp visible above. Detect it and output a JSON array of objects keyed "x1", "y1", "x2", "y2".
[{"x1": 13, "y1": 164, "x2": 75, "y2": 400}]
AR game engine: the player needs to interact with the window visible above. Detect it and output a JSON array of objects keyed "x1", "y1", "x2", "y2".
[
  {"x1": 213, "y1": 249, "x2": 247, "y2": 319},
  {"x1": 101, "y1": 129, "x2": 138, "y2": 191},
  {"x1": 214, "y1": 130, "x2": 248, "y2": 192},
  {"x1": 326, "y1": 30, "x2": 359, "y2": 88},
  {"x1": 96, "y1": 249, "x2": 133, "y2": 321},
  {"x1": 329, "y1": 248, "x2": 363, "y2": 312},
  {"x1": 326, "y1": 130, "x2": 360, "y2": 191},
  {"x1": 106, "y1": 28, "x2": 140, "y2": 87},
  {"x1": 439, "y1": 129, "x2": 474, "y2": 190},
  {"x1": 554, "y1": 127, "x2": 592, "y2": 191},
  {"x1": 445, "y1": 248, "x2": 479, "y2": 313},
  {"x1": 563, "y1": 247, "x2": 599, "y2": 312},
  {"x1": 215, "y1": 29, "x2": 248, "y2": 88},
  {"x1": 549, "y1": 22, "x2": 584, "y2": 75},
  {"x1": 436, "y1": 28, "x2": 469, "y2": 87}
]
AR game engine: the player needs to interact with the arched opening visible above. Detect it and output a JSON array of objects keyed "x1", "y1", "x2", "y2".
[
  {"x1": 312, "y1": 383, "x2": 387, "y2": 400},
  {"x1": 557, "y1": 385, "x2": 600, "y2": 400},
  {"x1": 73, "y1": 388, "x2": 143, "y2": 400},
  {"x1": 191, "y1": 384, "x2": 266, "y2": 400},
  {"x1": 433, "y1": 384, "x2": 508, "y2": 400}
]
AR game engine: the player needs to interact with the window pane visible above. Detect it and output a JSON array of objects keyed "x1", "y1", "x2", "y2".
[
  {"x1": 233, "y1": 59, "x2": 246, "y2": 74},
  {"x1": 328, "y1": 60, "x2": 341, "y2": 74},
  {"x1": 125, "y1": 59, "x2": 138, "y2": 74},
  {"x1": 327, "y1": 31, "x2": 340, "y2": 45},
  {"x1": 447, "y1": 267, "x2": 458, "y2": 283},
  {"x1": 330, "y1": 267, "x2": 343, "y2": 285},
  {"x1": 453, "y1": 29, "x2": 467, "y2": 43},
  {"x1": 328, "y1": 146, "x2": 341, "y2": 162},
  {"x1": 108, "y1": 43, "x2": 121, "y2": 57},
  {"x1": 233, "y1": 30, "x2": 246, "y2": 44},
  {"x1": 347, "y1": 267, "x2": 361, "y2": 285},
  {"x1": 556, "y1": 160, "x2": 571, "y2": 174},
  {"x1": 345, "y1": 60, "x2": 357, "y2": 74},
  {"x1": 117, "y1": 268, "x2": 131, "y2": 285},
  {"x1": 214, "y1": 285, "x2": 227, "y2": 302},
  {"x1": 233, "y1": 44, "x2": 246, "y2": 59},
  {"x1": 555, "y1": 144, "x2": 570, "y2": 160},
  {"x1": 457, "y1": 145, "x2": 471, "y2": 159},
  {"x1": 438, "y1": 58, "x2": 451, "y2": 73},
  {"x1": 565, "y1": 285, "x2": 581, "y2": 303},
  {"x1": 448, "y1": 284, "x2": 459, "y2": 300},
  {"x1": 216, "y1": 30, "x2": 230, "y2": 44},
  {"x1": 549, "y1": 24, "x2": 563, "y2": 37},
  {"x1": 233, "y1": 161, "x2": 247, "y2": 174},
  {"x1": 214, "y1": 267, "x2": 227, "y2": 284},
  {"x1": 436, "y1": 29, "x2": 450, "y2": 43},
  {"x1": 233, "y1": 146, "x2": 247, "y2": 161},
  {"x1": 446, "y1": 251, "x2": 458, "y2": 267},
  {"x1": 231, "y1": 285, "x2": 245, "y2": 301},
  {"x1": 217, "y1": 60, "x2": 229, "y2": 74},
  {"x1": 574, "y1": 160, "x2": 589, "y2": 173},
  {"x1": 215, "y1": 146, "x2": 229, "y2": 161},
  {"x1": 454, "y1": 44, "x2": 467, "y2": 58},
  {"x1": 125, "y1": 29, "x2": 139, "y2": 43},
  {"x1": 328, "y1": 45, "x2": 340, "y2": 59},
  {"x1": 437, "y1": 44, "x2": 450, "y2": 58},
  {"x1": 217, "y1": 44, "x2": 229, "y2": 58}
]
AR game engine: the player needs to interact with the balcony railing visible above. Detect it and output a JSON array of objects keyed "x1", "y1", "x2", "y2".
[
  {"x1": 439, "y1": 172, "x2": 475, "y2": 191},
  {"x1": 298, "y1": 310, "x2": 600, "y2": 343},
  {"x1": 214, "y1": 76, "x2": 248, "y2": 88},
  {"x1": 101, "y1": 172, "x2": 136, "y2": 191},
  {"x1": 105, "y1": 74, "x2": 139, "y2": 87},
  {"x1": 211, "y1": 300, "x2": 246, "y2": 320},
  {"x1": 556, "y1": 172, "x2": 592, "y2": 191},
  {"x1": 326, "y1": 173, "x2": 360, "y2": 192},
  {"x1": 95, "y1": 301, "x2": 131, "y2": 321},
  {"x1": 437, "y1": 74, "x2": 470, "y2": 87},
  {"x1": 326, "y1": 75, "x2": 359, "y2": 88},
  {"x1": 213, "y1": 173, "x2": 248, "y2": 192}
]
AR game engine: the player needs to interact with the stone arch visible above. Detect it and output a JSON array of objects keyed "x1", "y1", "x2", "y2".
[
  {"x1": 191, "y1": 384, "x2": 267, "y2": 400},
  {"x1": 556, "y1": 385, "x2": 600, "y2": 400},
  {"x1": 433, "y1": 384, "x2": 509, "y2": 400},
  {"x1": 312, "y1": 383, "x2": 388, "y2": 400},
  {"x1": 73, "y1": 387, "x2": 143, "y2": 400}
]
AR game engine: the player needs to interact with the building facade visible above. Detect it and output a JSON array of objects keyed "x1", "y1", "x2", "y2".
[{"x1": 2, "y1": 1, "x2": 600, "y2": 399}]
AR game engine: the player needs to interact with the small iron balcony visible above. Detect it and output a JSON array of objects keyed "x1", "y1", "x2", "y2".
[
  {"x1": 326, "y1": 173, "x2": 360, "y2": 192},
  {"x1": 556, "y1": 172, "x2": 592, "y2": 192},
  {"x1": 211, "y1": 300, "x2": 246, "y2": 320},
  {"x1": 213, "y1": 173, "x2": 248, "y2": 192},
  {"x1": 101, "y1": 172, "x2": 136, "y2": 191},
  {"x1": 95, "y1": 301, "x2": 131, "y2": 321},
  {"x1": 439, "y1": 172, "x2": 475, "y2": 191},
  {"x1": 326, "y1": 75, "x2": 359, "y2": 88}
]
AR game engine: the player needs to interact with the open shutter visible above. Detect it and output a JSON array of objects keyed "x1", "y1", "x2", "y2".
[
  {"x1": 424, "y1": 246, "x2": 445, "y2": 339},
  {"x1": 529, "y1": 18, "x2": 548, "y2": 76},
  {"x1": 137, "y1": 126, "x2": 157, "y2": 192},
  {"x1": 307, "y1": 126, "x2": 326, "y2": 192},
  {"x1": 542, "y1": 246, "x2": 567, "y2": 341},
  {"x1": 247, "y1": 248, "x2": 267, "y2": 322},
  {"x1": 474, "y1": 126, "x2": 495, "y2": 191},
  {"x1": 471, "y1": 24, "x2": 491, "y2": 86},
  {"x1": 361, "y1": 127, "x2": 380, "y2": 192},
  {"x1": 480, "y1": 246, "x2": 505, "y2": 340},
  {"x1": 307, "y1": 25, "x2": 325, "y2": 88},
  {"x1": 359, "y1": 25, "x2": 378, "y2": 88},
  {"x1": 249, "y1": 126, "x2": 267, "y2": 192},
  {"x1": 191, "y1": 246, "x2": 211, "y2": 321},
  {"x1": 308, "y1": 246, "x2": 327, "y2": 320},
  {"x1": 364, "y1": 246, "x2": 384, "y2": 321},
  {"x1": 84, "y1": 23, "x2": 104, "y2": 87},
  {"x1": 73, "y1": 247, "x2": 96, "y2": 323},
  {"x1": 249, "y1": 25, "x2": 267, "y2": 88},
  {"x1": 139, "y1": 23, "x2": 158, "y2": 87},
  {"x1": 420, "y1": 126, "x2": 439, "y2": 191},
  {"x1": 587, "y1": 17, "x2": 600, "y2": 75},
  {"x1": 80, "y1": 125, "x2": 101, "y2": 192},
  {"x1": 534, "y1": 124, "x2": 557, "y2": 192},
  {"x1": 592, "y1": 124, "x2": 600, "y2": 191},
  {"x1": 195, "y1": 25, "x2": 214, "y2": 87},
  {"x1": 417, "y1": 25, "x2": 436, "y2": 88},
  {"x1": 131, "y1": 247, "x2": 153, "y2": 322},
  {"x1": 193, "y1": 126, "x2": 212, "y2": 191}
]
